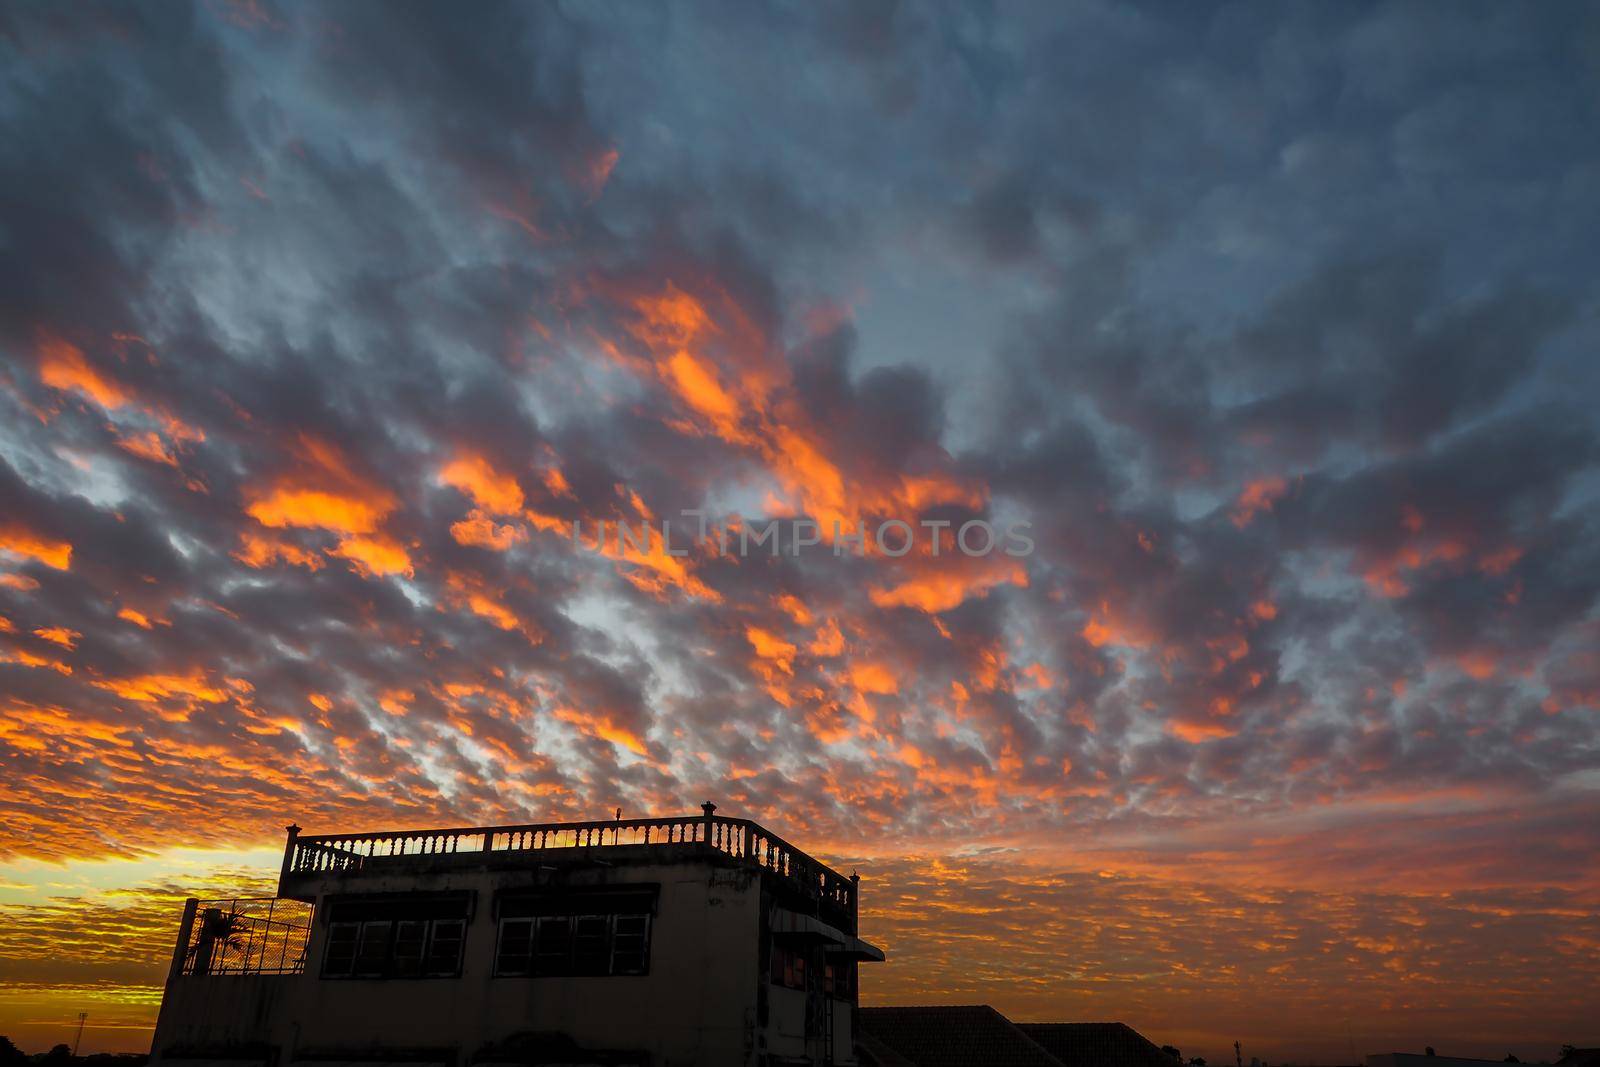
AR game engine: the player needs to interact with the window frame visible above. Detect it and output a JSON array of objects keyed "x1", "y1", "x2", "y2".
[
  {"x1": 493, "y1": 911, "x2": 652, "y2": 978},
  {"x1": 321, "y1": 916, "x2": 466, "y2": 980}
]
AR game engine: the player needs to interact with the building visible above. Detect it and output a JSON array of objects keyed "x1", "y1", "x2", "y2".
[
  {"x1": 856, "y1": 1007, "x2": 1176, "y2": 1067},
  {"x1": 148, "y1": 804, "x2": 883, "y2": 1067},
  {"x1": 1368, "y1": 1057, "x2": 1560, "y2": 1067}
]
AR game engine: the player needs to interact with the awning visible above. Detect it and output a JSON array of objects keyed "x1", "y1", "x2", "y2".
[{"x1": 772, "y1": 907, "x2": 886, "y2": 961}]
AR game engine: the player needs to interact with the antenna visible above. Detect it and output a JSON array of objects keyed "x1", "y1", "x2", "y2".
[{"x1": 73, "y1": 1012, "x2": 88, "y2": 1056}]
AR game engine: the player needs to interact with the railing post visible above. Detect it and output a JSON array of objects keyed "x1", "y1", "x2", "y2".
[
  {"x1": 168, "y1": 897, "x2": 199, "y2": 981},
  {"x1": 701, "y1": 801, "x2": 716, "y2": 845},
  {"x1": 278, "y1": 823, "x2": 301, "y2": 891},
  {"x1": 850, "y1": 872, "x2": 860, "y2": 935}
]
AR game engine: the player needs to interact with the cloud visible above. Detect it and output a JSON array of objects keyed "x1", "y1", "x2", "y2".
[{"x1": 0, "y1": 0, "x2": 1597, "y2": 1058}]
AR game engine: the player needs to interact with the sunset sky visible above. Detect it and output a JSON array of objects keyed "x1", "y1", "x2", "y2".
[{"x1": 2, "y1": 1, "x2": 1599, "y2": 1060}]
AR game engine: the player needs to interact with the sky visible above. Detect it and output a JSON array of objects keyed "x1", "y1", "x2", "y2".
[{"x1": 1, "y1": 0, "x2": 1599, "y2": 1059}]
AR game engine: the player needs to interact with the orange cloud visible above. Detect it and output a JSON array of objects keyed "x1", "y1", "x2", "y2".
[
  {"x1": 746, "y1": 625, "x2": 797, "y2": 677},
  {"x1": 245, "y1": 435, "x2": 397, "y2": 535},
  {"x1": 1081, "y1": 602, "x2": 1152, "y2": 650},
  {"x1": 443, "y1": 570, "x2": 540, "y2": 641},
  {"x1": 32, "y1": 627, "x2": 79, "y2": 649},
  {"x1": 116, "y1": 430, "x2": 180, "y2": 467},
  {"x1": 0, "y1": 524, "x2": 73, "y2": 570},
  {"x1": 849, "y1": 660, "x2": 898, "y2": 696},
  {"x1": 0, "y1": 647, "x2": 72, "y2": 675},
  {"x1": 1231, "y1": 477, "x2": 1287, "y2": 527},
  {"x1": 868, "y1": 555, "x2": 1027, "y2": 614},
  {"x1": 233, "y1": 529, "x2": 325, "y2": 571},
  {"x1": 551, "y1": 706, "x2": 648, "y2": 756},
  {"x1": 439, "y1": 453, "x2": 525, "y2": 515},
  {"x1": 808, "y1": 618, "x2": 845, "y2": 657},
  {"x1": 1170, "y1": 720, "x2": 1239, "y2": 742},
  {"x1": 326, "y1": 533, "x2": 414, "y2": 578},
  {"x1": 92, "y1": 671, "x2": 229, "y2": 705},
  {"x1": 247, "y1": 487, "x2": 392, "y2": 534},
  {"x1": 450, "y1": 513, "x2": 527, "y2": 551},
  {"x1": 609, "y1": 279, "x2": 987, "y2": 541},
  {"x1": 37, "y1": 332, "x2": 130, "y2": 409},
  {"x1": 35, "y1": 332, "x2": 207, "y2": 477}
]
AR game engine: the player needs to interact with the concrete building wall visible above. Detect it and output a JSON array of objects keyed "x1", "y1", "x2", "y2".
[{"x1": 152, "y1": 857, "x2": 769, "y2": 1066}]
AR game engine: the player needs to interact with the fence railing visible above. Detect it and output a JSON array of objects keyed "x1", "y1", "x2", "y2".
[
  {"x1": 281, "y1": 806, "x2": 857, "y2": 929},
  {"x1": 180, "y1": 896, "x2": 313, "y2": 976}
]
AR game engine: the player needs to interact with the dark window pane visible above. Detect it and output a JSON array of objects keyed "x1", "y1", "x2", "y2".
[
  {"x1": 572, "y1": 915, "x2": 609, "y2": 976},
  {"x1": 392, "y1": 920, "x2": 427, "y2": 976},
  {"x1": 425, "y1": 919, "x2": 464, "y2": 976},
  {"x1": 497, "y1": 918, "x2": 534, "y2": 975},
  {"x1": 323, "y1": 923, "x2": 359, "y2": 977},
  {"x1": 611, "y1": 914, "x2": 649, "y2": 975},
  {"x1": 354, "y1": 921, "x2": 392, "y2": 976},
  {"x1": 534, "y1": 917, "x2": 571, "y2": 975}
]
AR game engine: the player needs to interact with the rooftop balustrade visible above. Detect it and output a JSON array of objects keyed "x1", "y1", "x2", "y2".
[{"x1": 279, "y1": 803, "x2": 859, "y2": 932}]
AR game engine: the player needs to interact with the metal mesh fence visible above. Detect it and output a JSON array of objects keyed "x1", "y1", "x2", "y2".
[{"x1": 181, "y1": 897, "x2": 313, "y2": 975}]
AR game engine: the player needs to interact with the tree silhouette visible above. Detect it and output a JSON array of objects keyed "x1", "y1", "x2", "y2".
[{"x1": 186, "y1": 908, "x2": 248, "y2": 974}]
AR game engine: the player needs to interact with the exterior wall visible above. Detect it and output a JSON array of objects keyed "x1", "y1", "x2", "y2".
[
  {"x1": 762, "y1": 969, "x2": 854, "y2": 1065},
  {"x1": 151, "y1": 854, "x2": 768, "y2": 1067}
]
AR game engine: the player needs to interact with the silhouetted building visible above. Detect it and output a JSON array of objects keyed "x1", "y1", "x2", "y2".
[
  {"x1": 856, "y1": 1008, "x2": 1173, "y2": 1067},
  {"x1": 1368, "y1": 1057, "x2": 1534, "y2": 1067},
  {"x1": 1018, "y1": 1022, "x2": 1178, "y2": 1067},
  {"x1": 149, "y1": 804, "x2": 882, "y2": 1067}
]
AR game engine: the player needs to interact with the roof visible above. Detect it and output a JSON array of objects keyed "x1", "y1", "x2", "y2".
[
  {"x1": 1017, "y1": 1023, "x2": 1176, "y2": 1067},
  {"x1": 857, "y1": 1006, "x2": 1065, "y2": 1067},
  {"x1": 278, "y1": 808, "x2": 861, "y2": 935}
]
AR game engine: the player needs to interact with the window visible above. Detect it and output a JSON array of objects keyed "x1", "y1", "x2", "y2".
[
  {"x1": 493, "y1": 886, "x2": 656, "y2": 978},
  {"x1": 535, "y1": 915, "x2": 572, "y2": 973},
  {"x1": 573, "y1": 915, "x2": 609, "y2": 975},
  {"x1": 323, "y1": 922, "x2": 359, "y2": 976},
  {"x1": 425, "y1": 919, "x2": 465, "y2": 976},
  {"x1": 611, "y1": 914, "x2": 649, "y2": 975},
  {"x1": 496, "y1": 918, "x2": 535, "y2": 975},
  {"x1": 771, "y1": 944, "x2": 808, "y2": 990},
  {"x1": 824, "y1": 960, "x2": 854, "y2": 998},
  {"x1": 320, "y1": 894, "x2": 470, "y2": 979},
  {"x1": 392, "y1": 920, "x2": 427, "y2": 976},
  {"x1": 494, "y1": 913, "x2": 652, "y2": 976},
  {"x1": 354, "y1": 920, "x2": 393, "y2": 976}
]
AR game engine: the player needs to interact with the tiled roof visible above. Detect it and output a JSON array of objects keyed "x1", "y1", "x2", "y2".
[
  {"x1": 1017, "y1": 1023, "x2": 1177, "y2": 1067},
  {"x1": 858, "y1": 1006, "x2": 1066, "y2": 1067},
  {"x1": 858, "y1": 1030, "x2": 922, "y2": 1067}
]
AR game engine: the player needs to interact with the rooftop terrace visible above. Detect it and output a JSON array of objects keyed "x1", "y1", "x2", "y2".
[{"x1": 278, "y1": 802, "x2": 859, "y2": 933}]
